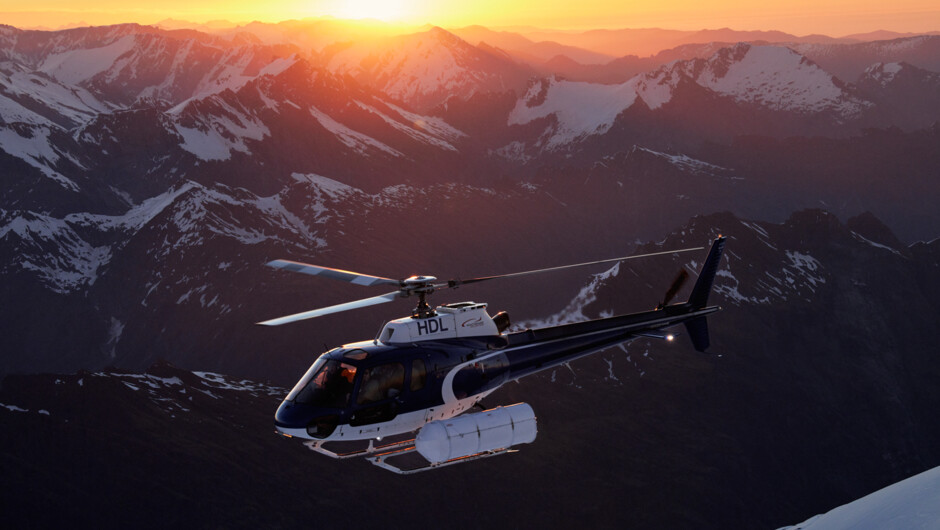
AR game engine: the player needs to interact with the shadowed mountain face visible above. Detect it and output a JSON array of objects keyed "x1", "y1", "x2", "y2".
[{"x1": 2, "y1": 210, "x2": 938, "y2": 529}]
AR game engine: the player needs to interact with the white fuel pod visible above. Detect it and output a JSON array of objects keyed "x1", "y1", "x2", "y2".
[{"x1": 415, "y1": 403, "x2": 537, "y2": 464}]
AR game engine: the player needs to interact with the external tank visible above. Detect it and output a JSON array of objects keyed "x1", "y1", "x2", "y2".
[{"x1": 414, "y1": 403, "x2": 537, "y2": 463}]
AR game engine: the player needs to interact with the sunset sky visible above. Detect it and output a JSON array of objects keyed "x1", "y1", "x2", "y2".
[{"x1": 1, "y1": 0, "x2": 938, "y2": 36}]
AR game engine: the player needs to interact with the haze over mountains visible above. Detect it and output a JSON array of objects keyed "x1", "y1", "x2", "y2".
[
  {"x1": 143, "y1": 18, "x2": 940, "y2": 58},
  {"x1": 1, "y1": 17, "x2": 939, "y2": 529}
]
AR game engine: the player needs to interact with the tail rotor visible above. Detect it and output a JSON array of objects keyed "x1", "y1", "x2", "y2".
[{"x1": 658, "y1": 269, "x2": 690, "y2": 309}]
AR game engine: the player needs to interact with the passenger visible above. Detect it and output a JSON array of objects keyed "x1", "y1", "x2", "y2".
[{"x1": 359, "y1": 371, "x2": 382, "y2": 404}]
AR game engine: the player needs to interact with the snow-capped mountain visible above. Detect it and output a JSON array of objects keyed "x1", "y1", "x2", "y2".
[
  {"x1": 855, "y1": 62, "x2": 940, "y2": 129},
  {"x1": 161, "y1": 58, "x2": 469, "y2": 169},
  {"x1": 322, "y1": 26, "x2": 532, "y2": 112},
  {"x1": 506, "y1": 43, "x2": 872, "y2": 151},
  {"x1": 2, "y1": 23, "x2": 940, "y2": 380},
  {"x1": 679, "y1": 44, "x2": 865, "y2": 114},
  {"x1": 0, "y1": 156, "x2": 591, "y2": 378},
  {"x1": 1, "y1": 23, "x2": 481, "y2": 212},
  {"x1": 0, "y1": 24, "x2": 300, "y2": 107},
  {"x1": 790, "y1": 35, "x2": 940, "y2": 82},
  {"x1": 534, "y1": 34, "x2": 940, "y2": 87}
]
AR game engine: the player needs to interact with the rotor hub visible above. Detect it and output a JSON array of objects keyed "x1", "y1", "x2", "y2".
[{"x1": 402, "y1": 275, "x2": 436, "y2": 285}]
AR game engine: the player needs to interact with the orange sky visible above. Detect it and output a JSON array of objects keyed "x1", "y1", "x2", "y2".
[{"x1": 1, "y1": 0, "x2": 938, "y2": 36}]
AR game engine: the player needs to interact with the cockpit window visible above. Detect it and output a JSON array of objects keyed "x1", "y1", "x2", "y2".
[
  {"x1": 288, "y1": 359, "x2": 357, "y2": 409},
  {"x1": 356, "y1": 363, "x2": 405, "y2": 405}
]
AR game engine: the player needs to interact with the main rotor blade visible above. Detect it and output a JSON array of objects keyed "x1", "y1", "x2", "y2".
[
  {"x1": 266, "y1": 259, "x2": 400, "y2": 287},
  {"x1": 449, "y1": 247, "x2": 704, "y2": 288},
  {"x1": 256, "y1": 291, "x2": 400, "y2": 326}
]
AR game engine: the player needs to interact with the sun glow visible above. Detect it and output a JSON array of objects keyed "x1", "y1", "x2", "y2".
[
  {"x1": 326, "y1": 0, "x2": 412, "y2": 22},
  {"x1": 0, "y1": 0, "x2": 937, "y2": 35}
]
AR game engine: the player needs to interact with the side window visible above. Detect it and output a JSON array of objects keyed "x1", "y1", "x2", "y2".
[
  {"x1": 411, "y1": 359, "x2": 427, "y2": 391},
  {"x1": 356, "y1": 363, "x2": 405, "y2": 405}
]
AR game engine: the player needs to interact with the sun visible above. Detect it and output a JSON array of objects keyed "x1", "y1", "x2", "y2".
[{"x1": 329, "y1": 0, "x2": 411, "y2": 22}]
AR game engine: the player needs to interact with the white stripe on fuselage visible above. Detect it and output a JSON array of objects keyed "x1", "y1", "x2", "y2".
[{"x1": 443, "y1": 307, "x2": 715, "y2": 399}]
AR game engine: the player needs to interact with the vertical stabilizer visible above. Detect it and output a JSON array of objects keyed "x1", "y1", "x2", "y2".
[
  {"x1": 688, "y1": 236, "x2": 726, "y2": 309},
  {"x1": 682, "y1": 236, "x2": 726, "y2": 352}
]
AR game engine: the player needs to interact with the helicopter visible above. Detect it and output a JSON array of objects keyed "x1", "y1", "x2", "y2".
[{"x1": 259, "y1": 236, "x2": 726, "y2": 473}]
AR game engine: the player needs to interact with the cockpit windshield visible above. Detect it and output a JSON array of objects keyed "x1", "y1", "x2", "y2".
[{"x1": 287, "y1": 358, "x2": 357, "y2": 409}]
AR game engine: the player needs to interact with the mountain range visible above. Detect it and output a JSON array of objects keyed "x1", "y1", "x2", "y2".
[
  {"x1": 1, "y1": 20, "x2": 939, "y2": 528},
  {"x1": 2, "y1": 22, "x2": 940, "y2": 378}
]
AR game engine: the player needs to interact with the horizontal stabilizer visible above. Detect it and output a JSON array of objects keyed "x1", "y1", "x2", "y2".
[{"x1": 684, "y1": 317, "x2": 710, "y2": 352}]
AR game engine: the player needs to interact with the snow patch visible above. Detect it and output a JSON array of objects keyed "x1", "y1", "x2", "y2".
[
  {"x1": 0, "y1": 125, "x2": 80, "y2": 191},
  {"x1": 714, "y1": 268, "x2": 772, "y2": 305},
  {"x1": 633, "y1": 146, "x2": 729, "y2": 174},
  {"x1": 0, "y1": 212, "x2": 111, "y2": 293},
  {"x1": 355, "y1": 101, "x2": 462, "y2": 151},
  {"x1": 863, "y1": 62, "x2": 904, "y2": 87},
  {"x1": 521, "y1": 262, "x2": 621, "y2": 327},
  {"x1": 193, "y1": 371, "x2": 284, "y2": 396},
  {"x1": 291, "y1": 173, "x2": 359, "y2": 199},
  {"x1": 39, "y1": 35, "x2": 137, "y2": 85},
  {"x1": 491, "y1": 141, "x2": 533, "y2": 163},
  {"x1": 174, "y1": 124, "x2": 234, "y2": 161},
  {"x1": 0, "y1": 67, "x2": 112, "y2": 125},
  {"x1": 309, "y1": 106, "x2": 403, "y2": 157},
  {"x1": 509, "y1": 78, "x2": 638, "y2": 148},
  {"x1": 851, "y1": 232, "x2": 903, "y2": 256},
  {"x1": 785, "y1": 251, "x2": 826, "y2": 288},
  {"x1": 174, "y1": 98, "x2": 270, "y2": 161}
]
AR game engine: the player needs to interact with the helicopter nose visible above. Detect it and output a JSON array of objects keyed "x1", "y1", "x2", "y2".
[
  {"x1": 275, "y1": 401, "x2": 341, "y2": 439},
  {"x1": 275, "y1": 400, "x2": 313, "y2": 429}
]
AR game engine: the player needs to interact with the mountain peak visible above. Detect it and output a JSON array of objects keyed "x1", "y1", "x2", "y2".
[
  {"x1": 847, "y1": 212, "x2": 906, "y2": 252},
  {"x1": 690, "y1": 43, "x2": 865, "y2": 115},
  {"x1": 324, "y1": 25, "x2": 530, "y2": 111}
]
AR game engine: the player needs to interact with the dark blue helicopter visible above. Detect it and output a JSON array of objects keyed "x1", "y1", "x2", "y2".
[{"x1": 259, "y1": 236, "x2": 726, "y2": 473}]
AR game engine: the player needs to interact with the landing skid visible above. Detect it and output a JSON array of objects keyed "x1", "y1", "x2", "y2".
[
  {"x1": 303, "y1": 437, "x2": 414, "y2": 459},
  {"x1": 304, "y1": 436, "x2": 521, "y2": 474},
  {"x1": 368, "y1": 443, "x2": 518, "y2": 474}
]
